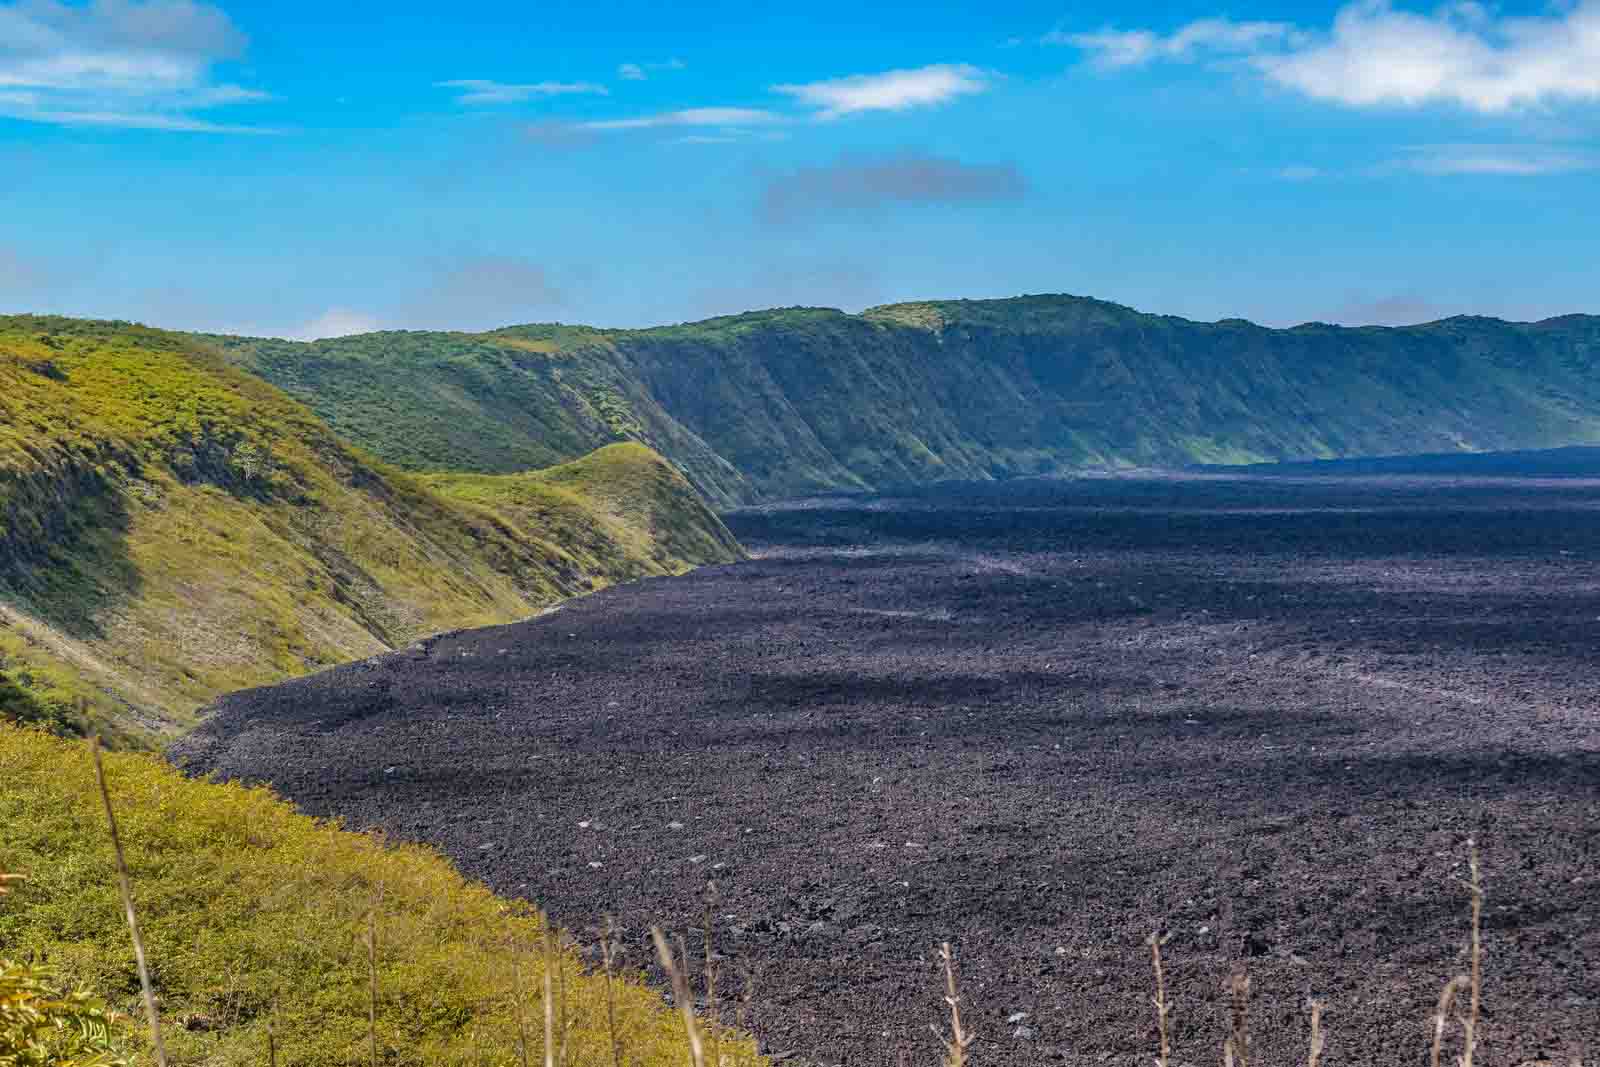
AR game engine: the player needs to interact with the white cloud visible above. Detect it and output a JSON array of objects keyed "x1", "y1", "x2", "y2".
[
  {"x1": 436, "y1": 78, "x2": 608, "y2": 105},
  {"x1": 771, "y1": 63, "x2": 989, "y2": 119},
  {"x1": 583, "y1": 106, "x2": 783, "y2": 130},
  {"x1": 578, "y1": 62, "x2": 985, "y2": 139},
  {"x1": 1063, "y1": 0, "x2": 1600, "y2": 113},
  {"x1": 1056, "y1": 18, "x2": 1301, "y2": 69},
  {"x1": 0, "y1": 0, "x2": 270, "y2": 131},
  {"x1": 281, "y1": 308, "x2": 382, "y2": 341},
  {"x1": 1257, "y1": 1, "x2": 1600, "y2": 111}
]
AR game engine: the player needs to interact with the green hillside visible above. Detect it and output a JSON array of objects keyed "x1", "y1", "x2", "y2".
[
  {"x1": 0, "y1": 316, "x2": 743, "y2": 742},
  {"x1": 216, "y1": 296, "x2": 1600, "y2": 507},
  {"x1": 0, "y1": 724, "x2": 759, "y2": 1066}
]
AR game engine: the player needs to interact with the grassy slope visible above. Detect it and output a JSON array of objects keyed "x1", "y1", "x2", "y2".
[
  {"x1": 424, "y1": 443, "x2": 744, "y2": 583},
  {"x1": 0, "y1": 723, "x2": 758, "y2": 1066},
  {"x1": 0, "y1": 317, "x2": 742, "y2": 742},
  {"x1": 218, "y1": 297, "x2": 1600, "y2": 506}
]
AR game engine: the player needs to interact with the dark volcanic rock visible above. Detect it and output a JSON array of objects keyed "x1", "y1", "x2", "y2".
[{"x1": 174, "y1": 469, "x2": 1600, "y2": 1067}]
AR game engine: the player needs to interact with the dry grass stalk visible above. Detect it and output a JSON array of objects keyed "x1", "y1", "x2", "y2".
[
  {"x1": 512, "y1": 946, "x2": 532, "y2": 1067},
  {"x1": 1226, "y1": 970, "x2": 1251, "y2": 1067},
  {"x1": 1147, "y1": 931, "x2": 1172, "y2": 1067},
  {"x1": 703, "y1": 882, "x2": 722, "y2": 1067},
  {"x1": 1305, "y1": 999, "x2": 1325, "y2": 1067},
  {"x1": 366, "y1": 882, "x2": 385, "y2": 1067},
  {"x1": 601, "y1": 917, "x2": 625, "y2": 1067},
  {"x1": 266, "y1": 1015, "x2": 277, "y2": 1067},
  {"x1": 932, "y1": 941, "x2": 974, "y2": 1067},
  {"x1": 90, "y1": 736, "x2": 168, "y2": 1067},
  {"x1": 736, "y1": 961, "x2": 754, "y2": 1038},
  {"x1": 1460, "y1": 843, "x2": 1484, "y2": 1067},
  {"x1": 1431, "y1": 976, "x2": 1469, "y2": 1067},
  {"x1": 651, "y1": 926, "x2": 706, "y2": 1067},
  {"x1": 543, "y1": 916, "x2": 557, "y2": 1067},
  {"x1": 557, "y1": 930, "x2": 569, "y2": 1067}
]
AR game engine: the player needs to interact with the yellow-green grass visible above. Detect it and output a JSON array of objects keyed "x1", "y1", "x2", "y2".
[
  {"x1": 0, "y1": 723, "x2": 761, "y2": 1066},
  {"x1": 425, "y1": 443, "x2": 744, "y2": 584},
  {"x1": 0, "y1": 316, "x2": 741, "y2": 743}
]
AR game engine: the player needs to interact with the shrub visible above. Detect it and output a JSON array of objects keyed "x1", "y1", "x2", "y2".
[{"x1": 0, "y1": 960, "x2": 128, "y2": 1067}]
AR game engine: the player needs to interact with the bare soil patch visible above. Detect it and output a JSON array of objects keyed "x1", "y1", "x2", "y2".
[{"x1": 175, "y1": 469, "x2": 1600, "y2": 1066}]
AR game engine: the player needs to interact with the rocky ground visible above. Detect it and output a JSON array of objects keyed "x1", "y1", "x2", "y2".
[{"x1": 175, "y1": 468, "x2": 1600, "y2": 1067}]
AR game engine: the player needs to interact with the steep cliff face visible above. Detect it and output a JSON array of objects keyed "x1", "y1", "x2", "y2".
[
  {"x1": 0, "y1": 316, "x2": 743, "y2": 741},
  {"x1": 219, "y1": 296, "x2": 1600, "y2": 507}
]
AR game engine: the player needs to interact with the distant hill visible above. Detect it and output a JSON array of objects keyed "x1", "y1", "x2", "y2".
[
  {"x1": 213, "y1": 296, "x2": 1600, "y2": 507},
  {"x1": 0, "y1": 316, "x2": 742, "y2": 742}
]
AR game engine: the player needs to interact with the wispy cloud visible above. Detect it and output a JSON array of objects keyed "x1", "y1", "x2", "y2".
[
  {"x1": 583, "y1": 106, "x2": 783, "y2": 130},
  {"x1": 1390, "y1": 144, "x2": 1600, "y2": 176},
  {"x1": 0, "y1": 0, "x2": 272, "y2": 132},
  {"x1": 1275, "y1": 164, "x2": 1323, "y2": 180},
  {"x1": 1061, "y1": 0, "x2": 1600, "y2": 114},
  {"x1": 760, "y1": 152, "x2": 1026, "y2": 222},
  {"x1": 617, "y1": 58, "x2": 684, "y2": 82},
  {"x1": 772, "y1": 63, "x2": 990, "y2": 118},
  {"x1": 556, "y1": 62, "x2": 988, "y2": 142},
  {"x1": 1053, "y1": 18, "x2": 1302, "y2": 70},
  {"x1": 437, "y1": 78, "x2": 608, "y2": 105}
]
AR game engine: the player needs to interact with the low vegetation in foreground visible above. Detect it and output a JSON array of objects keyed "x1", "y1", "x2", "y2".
[
  {"x1": 0, "y1": 724, "x2": 762, "y2": 1066},
  {"x1": 0, "y1": 316, "x2": 742, "y2": 743}
]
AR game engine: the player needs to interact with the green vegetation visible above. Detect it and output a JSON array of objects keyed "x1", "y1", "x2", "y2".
[
  {"x1": 0, "y1": 316, "x2": 742, "y2": 742},
  {"x1": 0, "y1": 724, "x2": 760, "y2": 1066},
  {"x1": 0, "y1": 959, "x2": 126, "y2": 1067},
  {"x1": 426, "y1": 443, "x2": 743, "y2": 584},
  {"x1": 216, "y1": 296, "x2": 1600, "y2": 506},
  {"x1": 206, "y1": 328, "x2": 753, "y2": 508}
]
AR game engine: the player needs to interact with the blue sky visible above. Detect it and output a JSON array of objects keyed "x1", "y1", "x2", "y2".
[{"x1": 2, "y1": 0, "x2": 1598, "y2": 337}]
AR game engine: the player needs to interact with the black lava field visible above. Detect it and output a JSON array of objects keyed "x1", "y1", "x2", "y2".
[{"x1": 175, "y1": 468, "x2": 1600, "y2": 1066}]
